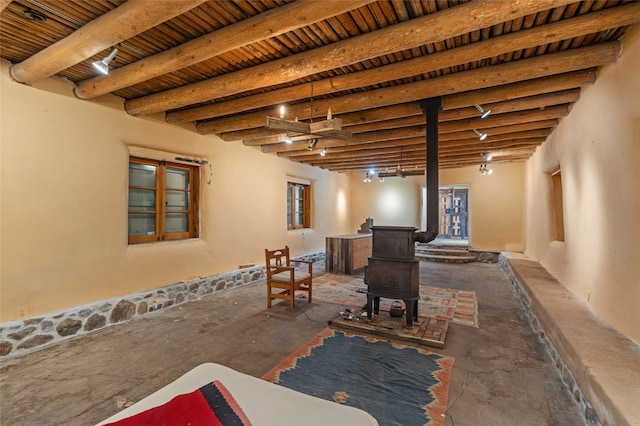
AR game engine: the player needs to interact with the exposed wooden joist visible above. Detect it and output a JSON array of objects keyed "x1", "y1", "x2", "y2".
[
  {"x1": 166, "y1": 2, "x2": 640, "y2": 124},
  {"x1": 9, "y1": 0, "x2": 207, "y2": 85},
  {"x1": 198, "y1": 42, "x2": 611, "y2": 136},
  {"x1": 73, "y1": 0, "x2": 375, "y2": 99},
  {"x1": 125, "y1": 0, "x2": 575, "y2": 116}
]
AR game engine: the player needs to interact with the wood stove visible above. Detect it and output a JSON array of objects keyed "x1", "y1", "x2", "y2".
[{"x1": 364, "y1": 226, "x2": 420, "y2": 327}]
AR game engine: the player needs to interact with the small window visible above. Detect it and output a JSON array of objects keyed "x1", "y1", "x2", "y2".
[
  {"x1": 128, "y1": 157, "x2": 199, "y2": 244},
  {"x1": 551, "y1": 169, "x2": 564, "y2": 241},
  {"x1": 287, "y1": 182, "x2": 310, "y2": 229}
]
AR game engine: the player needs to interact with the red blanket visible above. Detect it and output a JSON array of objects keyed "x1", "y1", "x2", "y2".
[{"x1": 105, "y1": 380, "x2": 251, "y2": 426}]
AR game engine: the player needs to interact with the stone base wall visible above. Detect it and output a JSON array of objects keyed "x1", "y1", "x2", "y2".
[{"x1": 0, "y1": 251, "x2": 325, "y2": 359}]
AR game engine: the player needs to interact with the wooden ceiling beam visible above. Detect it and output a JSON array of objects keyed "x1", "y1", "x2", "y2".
[
  {"x1": 73, "y1": 0, "x2": 374, "y2": 99},
  {"x1": 0, "y1": 0, "x2": 11, "y2": 13},
  {"x1": 165, "y1": 2, "x2": 639, "y2": 124},
  {"x1": 9, "y1": 0, "x2": 207, "y2": 85},
  {"x1": 220, "y1": 89, "x2": 575, "y2": 141},
  {"x1": 303, "y1": 141, "x2": 542, "y2": 162},
  {"x1": 261, "y1": 119, "x2": 557, "y2": 155},
  {"x1": 286, "y1": 137, "x2": 547, "y2": 161},
  {"x1": 126, "y1": 0, "x2": 576, "y2": 116},
  {"x1": 322, "y1": 153, "x2": 533, "y2": 173},
  {"x1": 197, "y1": 42, "x2": 608, "y2": 135}
]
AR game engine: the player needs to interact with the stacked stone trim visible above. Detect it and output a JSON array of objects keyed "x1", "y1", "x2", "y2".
[
  {"x1": 499, "y1": 255, "x2": 600, "y2": 426},
  {"x1": 0, "y1": 251, "x2": 325, "y2": 359}
]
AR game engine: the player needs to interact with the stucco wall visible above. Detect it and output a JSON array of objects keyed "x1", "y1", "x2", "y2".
[
  {"x1": 0, "y1": 60, "x2": 352, "y2": 322},
  {"x1": 524, "y1": 25, "x2": 640, "y2": 343},
  {"x1": 349, "y1": 161, "x2": 525, "y2": 252}
]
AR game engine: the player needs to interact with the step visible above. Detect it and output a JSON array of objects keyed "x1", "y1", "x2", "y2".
[
  {"x1": 415, "y1": 247, "x2": 473, "y2": 257},
  {"x1": 415, "y1": 253, "x2": 476, "y2": 263}
]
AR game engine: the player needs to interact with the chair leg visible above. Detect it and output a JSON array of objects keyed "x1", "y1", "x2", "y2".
[
  {"x1": 289, "y1": 287, "x2": 295, "y2": 311},
  {"x1": 267, "y1": 283, "x2": 272, "y2": 308}
]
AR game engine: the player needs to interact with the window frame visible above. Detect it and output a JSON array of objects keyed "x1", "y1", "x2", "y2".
[
  {"x1": 128, "y1": 156, "x2": 199, "y2": 244},
  {"x1": 287, "y1": 181, "x2": 310, "y2": 230}
]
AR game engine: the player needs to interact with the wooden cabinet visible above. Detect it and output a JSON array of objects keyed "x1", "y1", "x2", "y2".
[{"x1": 325, "y1": 234, "x2": 372, "y2": 274}]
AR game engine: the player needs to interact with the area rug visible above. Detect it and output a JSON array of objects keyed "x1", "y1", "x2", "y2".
[
  {"x1": 306, "y1": 273, "x2": 479, "y2": 328},
  {"x1": 263, "y1": 328, "x2": 455, "y2": 426}
]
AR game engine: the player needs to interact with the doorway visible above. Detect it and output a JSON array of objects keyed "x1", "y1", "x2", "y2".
[
  {"x1": 420, "y1": 185, "x2": 469, "y2": 240},
  {"x1": 438, "y1": 185, "x2": 469, "y2": 239}
]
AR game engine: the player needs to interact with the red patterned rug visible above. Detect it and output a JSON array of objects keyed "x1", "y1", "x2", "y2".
[
  {"x1": 263, "y1": 328, "x2": 454, "y2": 426},
  {"x1": 305, "y1": 272, "x2": 479, "y2": 328}
]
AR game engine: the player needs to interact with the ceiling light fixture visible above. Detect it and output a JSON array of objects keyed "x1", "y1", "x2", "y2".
[
  {"x1": 284, "y1": 134, "x2": 292, "y2": 144},
  {"x1": 23, "y1": 9, "x2": 47, "y2": 22},
  {"x1": 481, "y1": 152, "x2": 493, "y2": 161},
  {"x1": 479, "y1": 163, "x2": 493, "y2": 175},
  {"x1": 363, "y1": 170, "x2": 375, "y2": 183},
  {"x1": 320, "y1": 147, "x2": 327, "y2": 156},
  {"x1": 475, "y1": 104, "x2": 491, "y2": 119},
  {"x1": 473, "y1": 128, "x2": 488, "y2": 141},
  {"x1": 92, "y1": 48, "x2": 118, "y2": 75},
  {"x1": 307, "y1": 139, "x2": 318, "y2": 150}
]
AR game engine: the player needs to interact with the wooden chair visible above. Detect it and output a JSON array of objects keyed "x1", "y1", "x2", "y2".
[{"x1": 265, "y1": 246, "x2": 313, "y2": 311}]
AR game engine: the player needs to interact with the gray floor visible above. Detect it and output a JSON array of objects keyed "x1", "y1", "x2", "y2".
[{"x1": 0, "y1": 261, "x2": 586, "y2": 426}]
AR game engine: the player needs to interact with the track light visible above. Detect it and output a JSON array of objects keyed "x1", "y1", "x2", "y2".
[
  {"x1": 279, "y1": 105, "x2": 285, "y2": 119},
  {"x1": 473, "y1": 129, "x2": 488, "y2": 141},
  {"x1": 307, "y1": 139, "x2": 318, "y2": 150},
  {"x1": 363, "y1": 170, "x2": 375, "y2": 183},
  {"x1": 479, "y1": 163, "x2": 493, "y2": 175},
  {"x1": 320, "y1": 147, "x2": 327, "y2": 156},
  {"x1": 379, "y1": 175, "x2": 384, "y2": 183},
  {"x1": 284, "y1": 135, "x2": 292, "y2": 144},
  {"x1": 481, "y1": 152, "x2": 493, "y2": 161},
  {"x1": 475, "y1": 104, "x2": 491, "y2": 119},
  {"x1": 92, "y1": 48, "x2": 118, "y2": 75}
]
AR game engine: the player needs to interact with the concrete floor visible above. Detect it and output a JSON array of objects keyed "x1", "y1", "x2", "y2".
[{"x1": 0, "y1": 261, "x2": 586, "y2": 426}]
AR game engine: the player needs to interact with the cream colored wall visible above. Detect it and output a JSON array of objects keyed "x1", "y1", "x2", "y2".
[
  {"x1": 440, "y1": 163, "x2": 525, "y2": 252},
  {"x1": 524, "y1": 25, "x2": 640, "y2": 343},
  {"x1": 0, "y1": 60, "x2": 352, "y2": 322},
  {"x1": 349, "y1": 162, "x2": 526, "y2": 252},
  {"x1": 349, "y1": 173, "x2": 421, "y2": 230}
]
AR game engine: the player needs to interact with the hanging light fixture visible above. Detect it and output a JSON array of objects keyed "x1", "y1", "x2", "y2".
[
  {"x1": 474, "y1": 104, "x2": 491, "y2": 119},
  {"x1": 92, "y1": 48, "x2": 118, "y2": 75},
  {"x1": 473, "y1": 129, "x2": 488, "y2": 141}
]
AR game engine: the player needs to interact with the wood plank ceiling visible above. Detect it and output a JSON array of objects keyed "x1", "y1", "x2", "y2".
[{"x1": 1, "y1": 0, "x2": 638, "y2": 174}]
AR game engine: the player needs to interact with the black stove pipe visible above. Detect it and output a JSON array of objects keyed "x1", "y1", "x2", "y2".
[{"x1": 416, "y1": 97, "x2": 441, "y2": 244}]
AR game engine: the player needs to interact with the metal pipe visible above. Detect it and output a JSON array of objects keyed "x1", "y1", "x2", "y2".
[{"x1": 417, "y1": 97, "x2": 441, "y2": 243}]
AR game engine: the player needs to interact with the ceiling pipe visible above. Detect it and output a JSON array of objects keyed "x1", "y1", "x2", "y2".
[{"x1": 417, "y1": 97, "x2": 441, "y2": 244}]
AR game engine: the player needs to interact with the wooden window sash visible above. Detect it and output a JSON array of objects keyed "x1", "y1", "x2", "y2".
[{"x1": 128, "y1": 157, "x2": 199, "y2": 244}]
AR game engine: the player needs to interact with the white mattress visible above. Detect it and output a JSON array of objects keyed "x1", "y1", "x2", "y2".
[{"x1": 97, "y1": 362, "x2": 379, "y2": 425}]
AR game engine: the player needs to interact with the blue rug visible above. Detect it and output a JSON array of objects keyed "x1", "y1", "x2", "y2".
[{"x1": 263, "y1": 328, "x2": 454, "y2": 426}]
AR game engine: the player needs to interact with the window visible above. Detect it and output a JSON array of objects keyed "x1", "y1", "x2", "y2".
[
  {"x1": 287, "y1": 181, "x2": 310, "y2": 229},
  {"x1": 128, "y1": 157, "x2": 199, "y2": 244},
  {"x1": 551, "y1": 169, "x2": 565, "y2": 241}
]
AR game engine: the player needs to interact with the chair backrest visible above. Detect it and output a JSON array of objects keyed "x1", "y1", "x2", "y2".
[{"x1": 265, "y1": 246, "x2": 291, "y2": 276}]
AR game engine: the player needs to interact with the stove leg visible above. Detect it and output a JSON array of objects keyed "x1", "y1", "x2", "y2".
[{"x1": 404, "y1": 299, "x2": 416, "y2": 328}]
